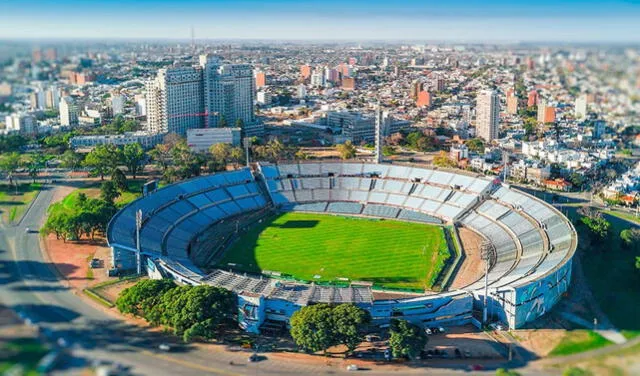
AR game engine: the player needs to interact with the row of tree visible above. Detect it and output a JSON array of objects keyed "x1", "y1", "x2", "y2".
[{"x1": 116, "y1": 279, "x2": 236, "y2": 342}]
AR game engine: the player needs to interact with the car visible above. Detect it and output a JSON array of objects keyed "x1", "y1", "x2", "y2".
[
  {"x1": 158, "y1": 343, "x2": 171, "y2": 352},
  {"x1": 90, "y1": 258, "x2": 102, "y2": 268},
  {"x1": 470, "y1": 364, "x2": 484, "y2": 371},
  {"x1": 25, "y1": 227, "x2": 30, "y2": 233},
  {"x1": 365, "y1": 334, "x2": 381, "y2": 342},
  {"x1": 438, "y1": 326, "x2": 446, "y2": 333},
  {"x1": 425, "y1": 328, "x2": 432, "y2": 335},
  {"x1": 346, "y1": 364, "x2": 359, "y2": 371},
  {"x1": 248, "y1": 353, "x2": 259, "y2": 362}
]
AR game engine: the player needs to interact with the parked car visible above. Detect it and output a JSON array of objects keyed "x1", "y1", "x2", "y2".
[
  {"x1": 424, "y1": 328, "x2": 432, "y2": 335},
  {"x1": 346, "y1": 364, "x2": 359, "y2": 371},
  {"x1": 158, "y1": 343, "x2": 171, "y2": 352}
]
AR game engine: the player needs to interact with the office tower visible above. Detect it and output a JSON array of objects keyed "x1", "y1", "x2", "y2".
[
  {"x1": 255, "y1": 71, "x2": 266, "y2": 88},
  {"x1": 111, "y1": 94, "x2": 126, "y2": 115},
  {"x1": 476, "y1": 90, "x2": 499, "y2": 141},
  {"x1": 145, "y1": 66, "x2": 204, "y2": 135},
  {"x1": 297, "y1": 84, "x2": 307, "y2": 99},
  {"x1": 410, "y1": 81, "x2": 423, "y2": 99},
  {"x1": 30, "y1": 90, "x2": 46, "y2": 110},
  {"x1": 300, "y1": 65, "x2": 312, "y2": 80},
  {"x1": 506, "y1": 89, "x2": 518, "y2": 114},
  {"x1": 527, "y1": 90, "x2": 538, "y2": 107},
  {"x1": 416, "y1": 91, "x2": 431, "y2": 107},
  {"x1": 537, "y1": 100, "x2": 555, "y2": 124},
  {"x1": 59, "y1": 96, "x2": 79, "y2": 126},
  {"x1": 310, "y1": 71, "x2": 325, "y2": 87},
  {"x1": 575, "y1": 94, "x2": 588, "y2": 118},
  {"x1": 200, "y1": 54, "x2": 256, "y2": 130},
  {"x1": 325, "y1": 68, "x2": 339, "y2": 83},
  {"x1": 45, "y1": 85, "x2": 60, "y2": 109}
]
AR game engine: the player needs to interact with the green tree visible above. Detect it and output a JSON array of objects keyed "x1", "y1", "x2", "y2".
[
  {"x1": 149, "y1": 143, "x2": 172, "y2": 173},
  {"x1": 209, "y1": 142, "x2": 232, "y2": 171},
  {"x1": 336, "y1": 141, "x2": 357, "y2": 160},
  {"x1": 388, "y1": 319, "x2": 427, "y2": 360},
  {"x1": 567, "y1": 172, "x2": 585, "y2": 189},
  {"x1": 635, "y1": 256, "x2": 640, "y2": 270},
  {"x1": 111, "y1": 168, "x2": 128, "y2": 191},
  {"x1": 60, "y1": 149, "x2": 84, "y2": 170},
  {"x1": 229, "y1": 147, "x2": 244, "y2": 168},
  {"x1": 433, "y1": 151, "x2": 458, "y2": 168},
  {"x1": 235, "y1": 118, "x2": 244, "y2": 128},
  {"x1": 332, "y1": 304, "x2": 371, "y2": 354},
  {"x1": 465, "y1": 138, "x2": 485, "y2": 154},
  {"x1": 496, "y1": 369, "x2": 521, "y2": 376},
  {"x1": 218, "y1": 115, "x2": 228, "y2": 128},
  {"x1": 84, "y1": 144, "x2": 120, "y2": 180},
  {"x1": 25, "y1": 154, "x2": 47, "y2": 183},
  {"x1": 122, "y1": 142, "x2": 145, "y2": 179},
  {"x1": 290, "y1": 304, "x2": 337, "y2": 354},
  {"x1": 579, "y1": 211, "x2": 611, "y2": 242},
  {"x1": 116, "y1": 279, "x2": 176, "y2": 316},
  {"x1": 0, "y1": 152, "x2": 22, "y2": 185},
  {"x1": 100, "y1": 180, "x2": 120, "y2": 204},
  {"x1": 562, "y1": 367, "x2": 592, "y2": 376}
]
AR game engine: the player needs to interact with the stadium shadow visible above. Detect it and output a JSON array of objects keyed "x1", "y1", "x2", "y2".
[{"x1": 275, "y1": 220, "x2": 319, "y2": 229}]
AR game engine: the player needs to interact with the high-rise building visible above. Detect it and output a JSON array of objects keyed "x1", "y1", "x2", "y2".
[
  {"x1": 310, "y1": 71, "x2": 325, "y2": 87},
  {"x1": 0, "y1": 82, "x2": 13, "y2": 97},
  {"x1": 200, "y1": 54, "x2": 256, "y2": 130},
  {"x1": 59, "y1": 96, "x2": 79, "y2": 127},
  {"x1": 593, "y1": 120, "x2": 606, "y2": 139},
  {"x1": 416, "y1": 91, "x2": 431, "y2": 107},
  {"x1": 410, "y1": 81, "x2": 423, "y2": 99},
  {"x1": 111, "y1": 94, "x2": 126, "y2": 115},
  {"x1": 342, "y1": 77, "x2": 356, "y2": 91},
  {"x1": 300, "y1": 65, "x2": 312, "y2": 80},
  {"x1": 475, "y1": 90, "x2": 499, "y2": 142},
  {"x1": 575, "y1": 94, "x2": 588, "y2": 119},
  {"x1": 432, "y1": 76, "x2": 445, "y2": 92},
  {"x1": 145, "y1": 66, "x2": 204, "y2": 135},
  {"x1": 30, "y1": 90, "x2": 46, "y2": 110},
  {"x1": 297, "y1": 84, "x2": 307, "y2": 99},
  {"x1": 255, "y1": 71, "x2": 266, "y2": 88},
  {"x1": 45, "y1": 85, "x2": 60, "y2": 109},
  {"x1": 527, "y1": 90, "x2": 538, "y2": 107},
  {"x1": 506, "y1": 89, "x2": 518, "y2": 114},
  {"x1": 5, "y1": 113, "x2": 36, "y2": 135},
  {"x1": 537, "y1": 101, "x2": 556, "y2": 124}
]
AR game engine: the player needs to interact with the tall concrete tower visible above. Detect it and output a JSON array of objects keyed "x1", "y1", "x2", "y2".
[{"x1": 375, "y1": 104, "x2": 384, "y2": 164}]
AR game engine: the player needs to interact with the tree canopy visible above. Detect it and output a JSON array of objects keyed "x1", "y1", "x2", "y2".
[
  {"x1": 388, "y1": 319, "x2": 428, "y2": 360},
  {"x1": 83, "y1": 144, "x2": 120, "y2": 180},
  {"x1": 336, "y1": 141, "x2": 357, "y2": 160}
]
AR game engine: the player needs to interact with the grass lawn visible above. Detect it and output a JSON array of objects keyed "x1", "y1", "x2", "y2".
[
  {"x1": 549, "y1": 330, "x2": 612, "y2": 356},
  {"x1": 218, "y1": 212, "x2": 451, "y2": 291},
  {"x1": 601, "y1": 209, "x2": 640, "y2": 224},
  {"x1": 0, "y1": 338, "x2": 48, "y2": 375},
  {"x1": 0, "y1": 183, "x2": 41, "y2": 224}
]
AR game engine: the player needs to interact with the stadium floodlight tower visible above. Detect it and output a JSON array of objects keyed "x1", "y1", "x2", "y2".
[
  {"x1": 135, "y1": 209, "x2": 142, "y2": 275},
  {"x1": 480, "y1": 240, "x2": 495, "y2": 325},
  {"x1": 374, "y1": 103, "x2": 384, "y2": 164},
  {"x1": 243, "y1": 137, "x2": 252, "y2": 167}
]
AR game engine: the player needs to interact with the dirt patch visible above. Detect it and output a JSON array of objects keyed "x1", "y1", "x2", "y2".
[
  {"x1": 449, "y1": 227, "x2": 485, "y2": 289},
  {"x1": 96, "y1": 279, "x2": 140, "y2": 303},
  {"x1": 513, "y1": 329, "x2": 567, "y2": 357},
  {"x1": 45, "y1": 235, "x2": 111, "y2": 290}
]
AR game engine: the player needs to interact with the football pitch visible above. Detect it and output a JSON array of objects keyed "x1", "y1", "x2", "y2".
[{"x1": 217, "y1": 212, "x2": 451, "y2": 291}]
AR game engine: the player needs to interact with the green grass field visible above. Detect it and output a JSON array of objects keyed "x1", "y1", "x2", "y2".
[
  {"x1": 549, "y1": 330, "x2": 612, "y2": 357},
  {"x1": 0, "y1": 183, "x2": 41, "y2": 224},
  {"x1": 218, "y1": 212, "x2": 451, "y2": 291}
]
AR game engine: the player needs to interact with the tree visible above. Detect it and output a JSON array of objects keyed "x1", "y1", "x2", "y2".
[
  {"x1": 60, "y1": 149, "x2": 83, "y2": 170},
  {"x1": 567, "y1": 172, "x2": 586, "y2": 190},
  {"x1": 209, "y1": 142, "x2": 232, "y2": 170},
  {"x1": 100, "y1": 180, "x2": 120, "y2": 204},
  {"x1": 111, "y1": 168, "x2": 128, "y2": 191},
  {"x1": 149, "y1": 143, "x2": 172, "y2": 173},
  {"x1": 25, "y1": 154, "x2": 47, "y2": 183},
  {"x1": 388, "y1": 319, "x2": 427, "y2": 360},
  {"x1": 218, "y1": 115, "x2": 228, "y2": 128},
  {"x1": 635, "y1": 256, "x2": 640, "y2": 270},
  {"x1": 122, "y1": 142, "x2": 145, "y2": 179},
  {"x1": 153, "y1": 285, "x2": 235, "y2": 337},
  {"x1": 116, "y1": 279, "x2": 176, "y2": 316},
  {"x1": 433, "y1": 151, "x2": 458, "y2": 169},
  {"x1": 83, "y1": 144, "x2": 120, "y2": 180},
  {"x1": 0, "y1": 152, "x2": 21, "y2": 185},
  {"x1": 290, "y1": 304, "x2": 337, "y2": 354},
  {"x1": 235, "y1": 118, "x2": 244, "y2": 128},
  {"x1": 496, "y1": 369, "x2": 521, "y2": 376},
  {"x1": 336, "y1": 141, "x2": 357, "y2": 160},
  {"x1": 579, "y1": 211, "x2": 611, "y2": 242},
  {"x1": 465, "y1": 138, "x2": 485, "y2": 154},
  {"x1": 332, "y1": 304, "x2": 371, "y2": 354}
]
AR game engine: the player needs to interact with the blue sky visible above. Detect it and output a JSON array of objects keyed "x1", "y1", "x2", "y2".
[{"x1": 1, "y1": 0, "x2": 640, "y2": 41}]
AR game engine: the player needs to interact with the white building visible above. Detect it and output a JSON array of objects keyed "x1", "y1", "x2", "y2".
[
  {"x1": 186, "y1": 127, "x2": 241, "y2": 152},
  {"x1": 297, "y1": 84, "x2": 307, "y2": 98},
  {"x1": 4, "y1": 113, "x2": 36, "y2": 135},
  {"x1": 111, "y1": 94, "x2": 126, "y2": 115},
  {"x1": 59, "y1": 96, "x2": 79, "y2": 127},
  {"x1": 450, "y1": 144, "x2": 469, "y2": 161},
  {"x1": 475, "y1": 90, "x2": 499, "y2": 141},
  {"x1": 310, "y1": 71, "x2": 325, "y2": 87},
  {"x1": 199, "y1": 54, "x2": 256, "y2": 131},
  {"x1": 70, "y1": 131, "x2": 164, "y2": 150},
  {"x1": 256, "y1": 91, "x2": 272, "y2": 105},
  {"x1": 145, "y1": 66, "x2": 204, "y2": 136},
  {"x1": 575, "y1": 94, "x2": 588, "y2": 118}
]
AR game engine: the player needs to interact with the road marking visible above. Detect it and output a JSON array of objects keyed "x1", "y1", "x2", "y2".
[{"x1": 140, "y1": 350, "x2": 241, "y2": 376}]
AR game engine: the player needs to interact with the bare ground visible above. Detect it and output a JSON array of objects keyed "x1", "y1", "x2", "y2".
[{"x1": 449, "y1": 227, "x2": 485, "y2": 289}]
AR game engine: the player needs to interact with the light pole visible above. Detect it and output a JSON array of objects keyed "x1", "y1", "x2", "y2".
[
  {"x1": 481, "y1": 241, "x2": 495, "y2": 325},
  {"x1": 243, "y1": 137, "x2": 252, "y2": 167},
  {"x1": 135, "y1": 209, "x2": 142, "y2": 275}
]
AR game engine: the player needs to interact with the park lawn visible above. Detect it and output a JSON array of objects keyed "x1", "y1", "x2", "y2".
[
  {"x1": 0, "y1": 183, "x2": 41, "y2": 224},
  {"x1": 549, "y1": 330, "x2": 612, "y2": 356},
  {"x1": 219, "y1": 212, "x2": 451, "y2": 291},
  {"x1": 0, "y1": 338, "x2": 48, "y2": 375},
  {"x1": 601, "y1": 209, "x2": 640, "y2": 224},
  {"x1": 48, "y1": 180, "x2": 145, "y2": 218}
]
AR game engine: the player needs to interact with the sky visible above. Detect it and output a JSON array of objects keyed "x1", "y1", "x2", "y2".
[{"x1": 1, "y1": 0, "x2": 640, "y2": 42}]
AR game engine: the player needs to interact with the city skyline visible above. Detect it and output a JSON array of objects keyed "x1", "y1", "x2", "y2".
[{"x1": 2, "y1": 0, "x2": 640, "y2": 42}]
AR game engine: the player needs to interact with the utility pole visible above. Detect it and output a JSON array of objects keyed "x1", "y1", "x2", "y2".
[
  {"x1": 135, "y1": 209, "x2": 142, "y2": 275},
  {"x1": 481, "y1": 241, "x2": 494, "y2": 325}
]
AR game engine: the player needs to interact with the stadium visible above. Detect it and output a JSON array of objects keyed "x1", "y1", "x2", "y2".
[{"x1": 107, "y1": 162, "x2": 577, "y2": 334}]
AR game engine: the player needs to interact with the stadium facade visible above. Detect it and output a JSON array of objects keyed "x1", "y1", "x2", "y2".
[{"x1": 107, "y1": 162, "x2": 576, "y2": 333}]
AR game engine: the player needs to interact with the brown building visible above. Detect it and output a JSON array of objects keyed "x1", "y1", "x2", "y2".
[
  {"x1": 255, "y1": 71, "x2": 266, "y2": 88},
  {"x1": 416, "y1": 90, "x2": 432, "y2": 107},
  {"x1": 300, "y1": 65, "x2": 312, "y2": 80},
  {"x1": 69, "y1": 72, "x2": 95, "y2": 85},
  {"x1": 410, "y1": 81, "x2": 423, "y2": 99},
  {"x1": 44, "y1": 48, "x2": 57, "y2": 61},
  {"x1": 537, "y1": 104, "x2": 556, "y2": 124},
  {"x1": 527, "y1": 90, "x2": 538, "y2": 107},
  {"x1": 341, "y1": 77, "x2": 356, "y2": 91},
  {"x1": 506, "y1": 89, "x2": 518, "y2": 114},
  {"x1": 544, "y1": 178, "x2": 572, "y2": 192}
]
